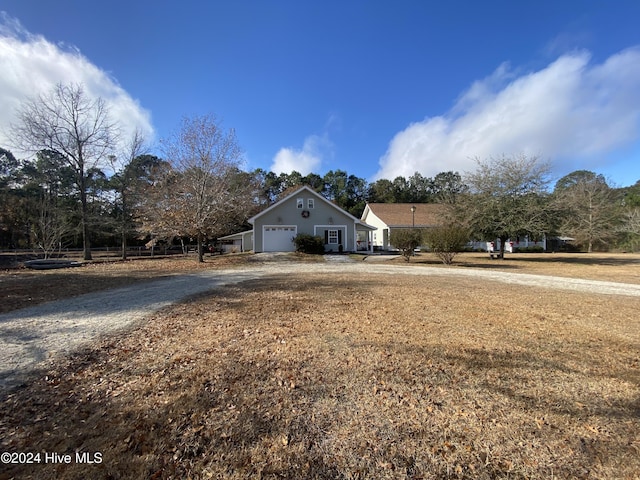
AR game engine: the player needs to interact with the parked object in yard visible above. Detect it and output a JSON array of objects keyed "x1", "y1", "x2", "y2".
[{"x1": 24, "y1": 259, "x2": 82, "y2": 270}]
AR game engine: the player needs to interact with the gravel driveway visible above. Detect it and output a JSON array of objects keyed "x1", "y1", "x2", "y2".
[{"x1": 2, "y1": 259, "x2": 640, "y2": 390}]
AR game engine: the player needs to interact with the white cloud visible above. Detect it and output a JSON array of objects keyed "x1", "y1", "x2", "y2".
[
  {"x1": 270, "y1": 134, "x2": 331, "y2": 175},
  {"x1": 0, "y1": 12, "x2": 154, "y2": 160},
  {"x1": 375, "y1": 47, "x2": 640, "y2": 180}
]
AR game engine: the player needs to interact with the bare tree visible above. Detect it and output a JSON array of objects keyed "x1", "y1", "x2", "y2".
[
  {"x1": 617, "y1": 207, "x2": 640, "y2": 252},
  {"x1": 553, "y1": 171, "x2": 619, "y2": 252},
  {"x1": 136, "y1": 166, "x2": 183, "y2": 252},
  {"x1": 11, "y1": 83, "x2": 117, "y2": 260},
  {"x1": 463, "y1": 154, "x2": 553, "y2": 258},
  {"x1": 141, "y1": 115, "x2": 256, "y2": 262},
  {"x1": 28, "y1": 150, "x2": 76, "y2": 258},
  {"x1": 31, "y1": 193, "x2": 73, "y2": 258}
]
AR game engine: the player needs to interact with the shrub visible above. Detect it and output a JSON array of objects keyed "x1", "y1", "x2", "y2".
[
  {"x1": 390, "y1": 228, "x2": 423, "y2": 261},
  {"x1": 293, "y1": 233, "x2": 325, "y2": 254},
  {"x1": 424, "y1": 225, "x2": 470, "y2": 264}
]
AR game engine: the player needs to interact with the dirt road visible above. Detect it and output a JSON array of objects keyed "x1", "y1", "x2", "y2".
[{"x1": 2, "y1": 260, "x2": 640, "y2": 390}]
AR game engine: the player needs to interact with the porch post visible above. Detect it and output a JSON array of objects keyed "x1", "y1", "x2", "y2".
[{"x1": 353, "y1": 225, "x2": 357, "y2": 252}]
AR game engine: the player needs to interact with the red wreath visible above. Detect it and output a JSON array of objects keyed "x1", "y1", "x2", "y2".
[{"x1": 301, "y1": 210, "x2": 310, "y2": 218}]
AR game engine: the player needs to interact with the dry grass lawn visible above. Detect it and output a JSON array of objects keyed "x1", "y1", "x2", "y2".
[
  {"x1": 396, "y1": 251, "x2": 640, "y2": 284},
  {"x1": 0, "y1": 254, "x2": 255, "y2": 314},
  {"x1": 1, "y1": 252, "x2": 639, "y2": 315},
  {"x1": 1, "y1": 265, "x2": 639, "y2": 479}
]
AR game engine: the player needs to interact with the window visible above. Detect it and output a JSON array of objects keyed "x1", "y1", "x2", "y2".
[
  {"x1": 328, "y1": 230, "x2": 339, "y2": 244},
  {"x1": 297, "y1": 198, "x2": 303, "y2": 209},
  {"x1": 307, "y1": 198, "x2": 314, "y2": 209}
]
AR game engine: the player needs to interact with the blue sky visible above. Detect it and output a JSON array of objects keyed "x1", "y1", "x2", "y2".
[{"x1": 1, "y1": 1, "x2": 640, "y2": 187}]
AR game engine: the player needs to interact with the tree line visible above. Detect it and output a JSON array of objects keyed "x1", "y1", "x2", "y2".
[
  {"x1": 0, "y1": 139, "x2": 469, "y2": 257},
  {"x1": 2, "y1": 83, "x2": 640, "y2": 260},
  {"x1": 253, "y1": 169, "x2": 468, "y2": 214}
]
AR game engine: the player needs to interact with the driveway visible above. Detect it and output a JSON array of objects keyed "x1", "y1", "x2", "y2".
[{"x1": 2, "y1": 260, "x2": 640, "y2": 391}]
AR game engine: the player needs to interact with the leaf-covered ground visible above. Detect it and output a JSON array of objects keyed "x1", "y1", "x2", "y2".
[{"x1": 1, "y1": 271, "x2": 639, "y2": 479}]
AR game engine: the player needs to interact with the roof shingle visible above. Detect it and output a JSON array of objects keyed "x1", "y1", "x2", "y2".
[{"x1": 365, "y1": 203, "x2": 446, "y2": 227}]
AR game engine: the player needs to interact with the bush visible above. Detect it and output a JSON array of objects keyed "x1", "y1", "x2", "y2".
[
  {"x1": 293, "y1": 233, "x2": 325, "y2": 254},
  {"x1": 389, "y1": 228, "x2": 423, "y2": 261},
  {"x1": 424, "y1": 225, "x2": 470, "y2": 265}
]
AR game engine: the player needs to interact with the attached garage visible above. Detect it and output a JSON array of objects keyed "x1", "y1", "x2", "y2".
[
  {"x1": 262, "y1": 226, "x2": 297, "y2": 252},
  {"x1": 236, "y1": 186, "x2": 374, "y2": 253}
]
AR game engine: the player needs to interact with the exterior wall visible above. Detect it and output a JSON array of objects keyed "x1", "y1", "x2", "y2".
[
  {"x1": 313, "y1": 225, "x2": 348, "y2": 252},
  {"x1": 242, "y1": 231, "x2": 253, "y2": 252},
  {"x1": 360, "y1": 209, "x2": 389, "y2": 249},
  {"x1": 253, "y1": 193, "x2": 358, "y2": 252}
]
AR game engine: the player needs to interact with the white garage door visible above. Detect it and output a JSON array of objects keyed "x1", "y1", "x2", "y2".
[{"x1": 263, "y1": 226, "x2": 297, "y2": 252}]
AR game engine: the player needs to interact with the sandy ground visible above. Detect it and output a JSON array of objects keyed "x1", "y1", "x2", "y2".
[{"x1": 2, "y1": 257, "x2": 640, "y2": 391}]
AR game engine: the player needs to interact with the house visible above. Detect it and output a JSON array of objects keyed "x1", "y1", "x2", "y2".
[
  {"x1": 360, "y1": 202, "x2": 549, "y2": 253},
  {"x1": 360, "y1": 203, "x2": 446, "y2": 250},
  {"x1": 468, "y1": 236, "x2": 547, "y2": 253},
  {"x1": 223, "y1": 186, "x2": 376, "y2": 253}
]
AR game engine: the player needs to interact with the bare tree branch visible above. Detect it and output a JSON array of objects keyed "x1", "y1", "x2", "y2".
[
  {"x1": 10, "y1": 83, "x2": 118, "y2": 260},
  {"x1": 140, "y1": 115, "x2": 256, "y2": 262}
]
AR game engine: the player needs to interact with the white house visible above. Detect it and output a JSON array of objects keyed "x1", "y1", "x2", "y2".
[{"x1": 360, "y1": 203, "x2": 446, "y2": 250}]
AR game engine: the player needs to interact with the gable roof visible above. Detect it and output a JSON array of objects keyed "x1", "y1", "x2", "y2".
[
  {"x1": 363, "y1": 203, "x2": 446, "y2": 228},
  {"x1": 249, "y1": 185, "x2": 375, "y2": 229}
]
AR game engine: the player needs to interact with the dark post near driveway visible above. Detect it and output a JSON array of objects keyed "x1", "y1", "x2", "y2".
[{"x1": 411, "y1": 205, "x2": 416, "y2": 228}]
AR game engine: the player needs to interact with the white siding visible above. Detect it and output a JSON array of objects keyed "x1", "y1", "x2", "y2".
[{"x1": 361, "y1": 208, "x2": 389, "y2": 248}]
